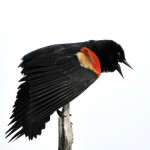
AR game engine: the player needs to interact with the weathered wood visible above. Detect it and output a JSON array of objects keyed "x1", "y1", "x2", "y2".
[{"x1": 58, "y1": 103, "x2": 73, "y2": 150}]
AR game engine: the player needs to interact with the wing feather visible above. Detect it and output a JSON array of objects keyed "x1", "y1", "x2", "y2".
[{"x1": 6, "y1": 45, "x2": 99, "y2": 141}]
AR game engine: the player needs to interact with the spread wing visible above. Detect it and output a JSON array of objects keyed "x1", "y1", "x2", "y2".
[{"x1": 6, "y1": 45, "x2": 101, "y2": 142}]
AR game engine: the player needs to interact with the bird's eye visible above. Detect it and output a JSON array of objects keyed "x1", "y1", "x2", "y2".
[
  {"x1": 117, "y1": 52, "x2": 122, "y2": 61},
  {"x1": 117, "y1": 52, "x2": 121, "y2": 58}
]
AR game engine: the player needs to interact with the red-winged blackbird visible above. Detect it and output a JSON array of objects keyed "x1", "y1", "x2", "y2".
[{"x1": 6, "y1": 40, "x2": 132, "y2": 142}]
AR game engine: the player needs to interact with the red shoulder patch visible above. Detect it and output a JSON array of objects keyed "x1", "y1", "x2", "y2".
[{"x1": 76, "y1": 47, "x2": 101, "y2": 77}]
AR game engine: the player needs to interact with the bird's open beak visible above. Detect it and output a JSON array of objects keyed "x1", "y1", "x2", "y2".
[
  {"x1": 116, "y1": 60, "x2": 133, "y2": 78},
  {"x1": 116, "y1": 64, "x2": 124, "y2": 78},
  {"x1": 122, "y1": 60, "x2": 133, "y2": 70}
]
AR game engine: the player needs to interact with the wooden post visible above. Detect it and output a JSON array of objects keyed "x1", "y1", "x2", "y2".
[{"x1": 58, "y1": 103, "x2": 73, "y2": 150}]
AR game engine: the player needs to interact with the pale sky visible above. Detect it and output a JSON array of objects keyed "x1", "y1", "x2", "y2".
[{"x1": 0, "y1": 0, "x2": 150, "y2": 150}]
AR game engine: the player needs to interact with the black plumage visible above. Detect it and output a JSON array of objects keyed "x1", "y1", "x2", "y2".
[{"x1": 6, "y1": 40, "x2": 132, "y2": 142}]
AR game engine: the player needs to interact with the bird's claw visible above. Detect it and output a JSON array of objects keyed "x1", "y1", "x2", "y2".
[
  {"x1": 57, "y1": 110, "x2": 72, "y2": 117},
  {"x1": 57, "y1": 110, "x2": 65, "y2": 117}
]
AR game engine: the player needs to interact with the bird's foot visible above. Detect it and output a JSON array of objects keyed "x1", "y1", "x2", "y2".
[
  {"x1": 57, "y1": 110, "x2": 65, "y2": 117},
  {"x1": 57, "y1": 110, "x2": 72, "y2": 117}
]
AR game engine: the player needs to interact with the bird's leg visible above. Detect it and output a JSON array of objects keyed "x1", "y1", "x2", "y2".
[
  {"x1": 57, "y1": 109, "x2": 66, "y2": 117},
  {"x1": 57, "y1": 109, "x2": 72, "y2": 117}
]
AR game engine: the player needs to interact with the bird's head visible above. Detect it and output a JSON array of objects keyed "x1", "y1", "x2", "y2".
[{"x1": 91, "y1": 40, "x2": 133, "y2": 78}]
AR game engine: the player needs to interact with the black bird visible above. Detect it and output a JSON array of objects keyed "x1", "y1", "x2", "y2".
[{"x1": 6, "y1": 40, "x2": 132, "y2": 142}]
